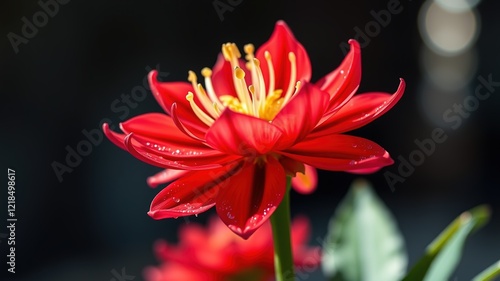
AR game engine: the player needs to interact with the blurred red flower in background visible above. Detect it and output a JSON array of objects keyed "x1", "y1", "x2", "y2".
[
  {"x1": 103, "y1": 21, "x2": 405, "y2": 238},
  {"x1": 144, "y1": 216, "x2": 320, "y2": 281}
]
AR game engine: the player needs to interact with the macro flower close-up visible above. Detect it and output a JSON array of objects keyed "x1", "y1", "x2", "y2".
[
  {"x1": 144, "y1": 216, "x2": 320, "y2": 281},
  {"x1": 103, "y1": 21, "x2": 405, "y2": 239},
  {"x1": 5, "y1": 1, "x2": 500, "y2": 280}
]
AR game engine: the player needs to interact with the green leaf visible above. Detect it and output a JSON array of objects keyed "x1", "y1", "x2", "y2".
[
  {"x1": 402, "y1": 205, "x2": 491, "y2": 281},
  {"x1": 472, "y1": 260, "x2": 500, "y2": 281},
  {"x1": 321, "y1": 179, "x2": 407, "y2": 281}
]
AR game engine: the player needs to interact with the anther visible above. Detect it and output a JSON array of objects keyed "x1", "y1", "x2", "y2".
[
  {"x1": 235, "y1": 67, "x2": 246, "y2": 79},
  {"x1": 187, "y1": 70, "x2": 197, "y2": 83},
  {"x1": 201, "y1": 67, "x2": 212, "y2": 77},
  {"x1": 186, "y1": 92, "x2": 215, "y2": 126}
]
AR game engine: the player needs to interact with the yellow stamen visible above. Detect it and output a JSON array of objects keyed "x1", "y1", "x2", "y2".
[
  {"x1": 201, "y1": 67, "x2": 224, "y2": 110},
  {"x1": 248, "y1": 85, "x2": 259, "y2": 115},
  {"x1": 234, "y1": 66, "x2": 253, "y2": 114},
  {"x1": 264, "y1": 51, "x2": 276, "y2": 98},
  {"x1": 259, "y1": 90, "x2": 283, "y2": 120},
  {"x1": 186, "y1": 92, "x2": 214, "y2": 126},
  {"x1": 253, "y1": 58, "x2": 267, "y2": 112},
  {"x1": 187, "y1": 71, "x2": 219, "y2": 118},
  {"x1": 222, "y1": 43, "x2": 241, "y2": 67},
  {"x1": 220, "y1": 95, "x2": 244, "y2": 113},
  {"x1": 185, "y1": 43, "x2": 300, "y2": 125},
  {"x1": 282, "y1": 52, "x2": 297, "y2": 105},
  {"x1": 243, "y1": 44, "x2": 254, "y2": 61},
  {"x1": 244, "y1": 44, "x2": 261, "y2": 97}
]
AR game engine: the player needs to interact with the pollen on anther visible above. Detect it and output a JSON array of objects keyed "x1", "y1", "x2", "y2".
[
  {"x1": 244, "y1": 44, "x2": 254, "y2": 55},
  {"x1": 235, "y1": 67, "x2": 245, "y2": 79},
  {"x1": 187, "y1": 70, "x2": 197, "y2": 82},
  {"x1": 201, "y1": 67, "x2": 212, "y2": 77},
  {"x1": 264, "y1": 51, "x2": 272, "y2": 60}
]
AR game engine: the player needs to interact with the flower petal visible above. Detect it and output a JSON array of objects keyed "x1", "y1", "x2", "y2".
[
  {"x1": 170, "y1": 103, "x2": 206, "y2": 142},
  {"x1": 273, "y1": 82, "x2": 330, "y2": 148},
  {"x1": 149, "y1": 70, "x2": 208, "y2": 132},
  {"x1": 120, "y1": 112, "x2": 205, "y2": 145},
  {"x1": 316, "y1": 40, "x2": 362, "y2": 114},
  {"x1": 148, "y1": 162, "x2": 244, "y2": 219},
  {"x1": 312, "y1": 79, "x2": 405, "y2": 136},
  {"x1": 347, "y1": 167, "x2": 383, "y2": 174},
  {"x1": 216, "y1": 157, "x2": 286, "y2": 239},
  {"x1": 211, "y1": 54, "x2": 236, "y2": 97},
  {"x1": 282, "y1": 134, "x2": 393, "y2": 171},
  {"x1": 279, "y1": 156, "x2": 305, "y2": 177},
  {"x1": 256, "y1": 21, "x2": 311, "y2": 95},
  {"x1": 206, "y1": 109, "x2": 283, "y2": 156},
  {"x1": 147, "y1": 169, "x2": 189, "y2": 188},
  {"x1": 124, "y1": 133, "x2": 238, "y2": 170},
  {"x1": 103, "y1": 123, "x2": 126, "y2": 150},
  {"x1": 291, "y1": 164, "x2": 318, "y2": 194}
]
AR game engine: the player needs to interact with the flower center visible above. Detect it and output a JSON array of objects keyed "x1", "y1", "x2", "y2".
[{"x1": 185, "y1": 43, "x2": 301, "y2": 126}]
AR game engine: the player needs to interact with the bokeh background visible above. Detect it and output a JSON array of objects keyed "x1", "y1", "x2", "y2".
[{"x1": 1, "y1": 0, "x2": 499, "y2": 280}]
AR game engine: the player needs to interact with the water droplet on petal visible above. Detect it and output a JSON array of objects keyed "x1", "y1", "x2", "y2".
[
  {"x1": 349, "y1": 160, "x2": 357, "y2": 165},
  {"x1": 172, "y1": 197, "x2": 180, "y2": 203},
  {"x1": 247, "y1": 214, "x2": 262, "y2": 227},
  {"x1": 227, "y1": 212, "x2": 235, "y2": 220}
]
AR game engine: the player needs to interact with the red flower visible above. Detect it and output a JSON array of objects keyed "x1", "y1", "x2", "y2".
[
  {"x1": 147, "y1": 164, "x2": 318, "y2": 194},
  {"x1": 103, "y1": 21, "x2": 405, "y2": 239},
  {"x1": 143, "y1": 216, "x2": 320, "y2": 281}
]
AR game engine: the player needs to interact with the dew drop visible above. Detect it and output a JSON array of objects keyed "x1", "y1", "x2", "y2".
[
  {"x1": 227, "y1": 212, "x2": 235, "y2": 220},
  {"x1": 352, "y1": 143, "x2": 358, "y2": 148},
  {"x1": 248, "y1": 215, "x2": 261, "y2": 226},
  {"x1": 172, "y1": 197, "x2": 180, "y2": 203},
  {"x1": 349, "y1": 160, "x2": 357, "y2": 165}
]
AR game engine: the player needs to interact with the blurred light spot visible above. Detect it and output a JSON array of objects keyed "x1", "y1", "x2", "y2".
[
  {"x1": 420, "y1": 46, "x2": 478, "y2": 91},
  {"x1": 435, "y1": 0, "x2": 481, "y2": 13},
  {"x1": 419, "y1": 0, "x2": 480, "y2": 56}
]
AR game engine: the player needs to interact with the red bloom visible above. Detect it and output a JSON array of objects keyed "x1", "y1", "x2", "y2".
[
  {"x1": 143, "y1": 216, "x2": 320, "y2": 281},
  {"x1": 103, "y1": 21, "x2": 405, "y2": 239}
]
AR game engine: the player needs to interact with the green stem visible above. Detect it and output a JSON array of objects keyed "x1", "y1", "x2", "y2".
[{"x1": 270, "y1": 176, "x2": 294, "y2": 281}]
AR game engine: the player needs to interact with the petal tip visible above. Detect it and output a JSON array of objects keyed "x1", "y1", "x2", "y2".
[
  {"x1": 347, "y1": 39, "x2": 361, "y2": 50},
  {"x1": 147, "y1": 210, "x2": 161, "y2": 220},
  {"x1": 227, "y1": 224, "x2": 257, "y2": 240},
  {"x1": 275, "y1": 20, "x2": 289, "y2": 28},
  {"x1": 148, "y1": 69, "x2": 158, "y2": 82}
]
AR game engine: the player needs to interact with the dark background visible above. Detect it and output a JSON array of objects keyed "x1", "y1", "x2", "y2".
[{"x1": 1, "y1": 0, "x2": 499, "y2": 280}]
